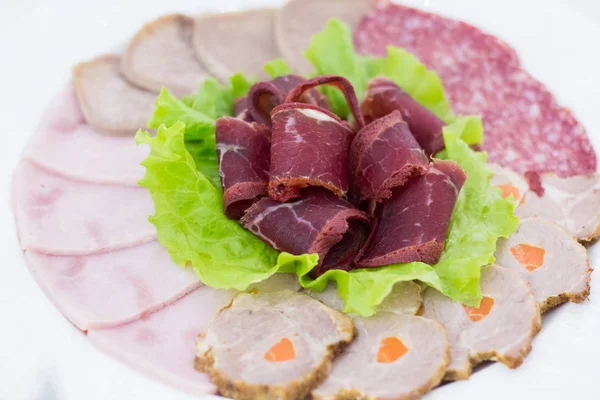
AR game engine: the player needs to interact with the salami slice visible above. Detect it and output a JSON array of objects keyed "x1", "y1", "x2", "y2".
[{"x1": 355, "y1": 3, "x2": 597, "y2": 176}]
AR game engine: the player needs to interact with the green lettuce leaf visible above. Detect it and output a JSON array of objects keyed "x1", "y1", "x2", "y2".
[{"x1": 264, "y1": 59, "x2": 293, "y2": 79}]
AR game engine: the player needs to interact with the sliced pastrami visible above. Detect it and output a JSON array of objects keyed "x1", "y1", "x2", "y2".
[
  {"x1": 350, "y1": 111, "x2": 429, "y2": 202},
  {"x1": 357, "y1": 160, "x2": 466, "y2": 267},
  {"x1": 241, "y1": 189, "x2": 369, "y2": 276},
  {"x1": 361, "y1": 77, "x2": 446, "y2": 156},
  {"x1": 233, "y1": 97, "x2": 253, "y2": 122},
  {"x1": 215, "y1": 117, "x2": 271, "y2": 219}
]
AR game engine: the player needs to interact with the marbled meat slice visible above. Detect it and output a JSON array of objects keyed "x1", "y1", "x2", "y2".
[
  {"x1": 193, "y1": 9, "x2": 279, "y2": 81},
  {"x1": 350, "y1": 111, "x2": 429, "y2": 202},
  {"x1": 122, "y1": 14, "x2": 210, "y2": 97},
  {"x1": 73, "y1": 54, "x2": 156, "y2": 134},
  {"x1": 357, "y1": 160, "x2": 466, "y2": 267},
  {"x1": 422, "y1": 265, "x2": 542, "y2": 380},
  {"x1": 22, "y1": 88, "x2": 148, "y2": 187},
  {"x1": 355, "y1": 3, "x2": 597, "y2": 176},
  {"x1": 275, "y1": 0, "x2": 374, "y2": 75},
  {"x1": 241, "y1": 190, "x2": 369, "y2": 277},
  {"x1": 24, "y1": 241, "x2": 200, "y2": 330},
  {"x1": 216, "y1": 117, "x2": 271, "y2": 219},
  {"x1": 195, "y1": 291, "x2": 354, "y2": 400},
  {"x1": 13, "y1": 161, "x2": 156, "y2": 255},
  {"x1": 311, "y1": 283, "x2": 448, "y2": 400},
  {"x1": 495, "y1": 218, "x2": 591, "y2": 312},
  {"x1": 361, "y1": 77, "x2": 446, "y2": 156}
]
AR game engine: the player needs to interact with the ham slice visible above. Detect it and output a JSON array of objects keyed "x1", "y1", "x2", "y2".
[
  {"x1": 25, "y1": 241, "x2": 201, "y2": 330},
  {"x1": 122, "y1": 14, "x2": 210, "y2": 97},
  {"x1": 13, "y1": 161, "x2": 156, "y2": 255},
  {"x1": 22, "y1": 88, "x2": 148, "y2": 187},
  {"x1": 73, "y1": 54, "x2": 156, "y2": 134},
  {"x1": 193, "y1": 9, "x2": 280, "y2": 81}
]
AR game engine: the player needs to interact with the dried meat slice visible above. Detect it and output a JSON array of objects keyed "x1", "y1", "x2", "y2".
[
  {"x1": 357, "y1": 160, "x2": 466, "y2": 267},
  {"x1": 122, "y1": 14, "x2": 210, "y2": 97},
  {"x1": 24, "y1": 241, "x2": 201, "y2": 330},
  {"x1": 13, "y1": 161, "x2": 156, "y2": 255},
  {"x1": 355, "y1": 3, "x2": 597, "y2": 176},
  {"x1": 360, "y1": 77, "x2": 446, "y2": 156},
  {"x1": 350, "y1": 111, "x2": 429, "y2": 202},
  {"x1": 216, "y1": 117, "x2": 271, "y2": 219},
  {"x1": 195, "y1": 291, "x2": 354, "y2": 400},
  {"x1": 495, "y1": 218, "x2": 591, "y2": 312},
  {"x1": 422, "y1": 265, "x2": 541, "y2": 380},
  {"x1": 241, "y1": 190, "x2": 369, "y2": 276},
  {"x1": 22, "y1": 88, "x2": 148, "y2": 187},
  {"x1": 73, "y1": 54, "x2": 156, "y2": 134}
]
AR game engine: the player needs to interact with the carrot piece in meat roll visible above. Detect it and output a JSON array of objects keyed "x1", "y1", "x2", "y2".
[
  {"x1": 361, "y1": 77, "x2": 446, "y2": 156},
  {"x1": 195, "y1": 291, "x2": 354, "y2": 400},
  {"x1": 215, "y1": 117, "x2": 271, "y2": 219}
]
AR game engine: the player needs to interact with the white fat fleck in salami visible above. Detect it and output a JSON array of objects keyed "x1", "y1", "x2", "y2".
[
  {"x1": 24, "y1": 241, "x2": 201, "y2": 330},
  {"x1": 22, "y1": 88, "x2": 148, "y2": 187},
  {"x1": 13, "y1": 161, "x2": 156, "y2": 255},
  {"x1": 122, "y1": 14, "x2": 210, "y2": 97},
  {"x1": 355, "y1": 3, "x2": 597, "y2": 176}
]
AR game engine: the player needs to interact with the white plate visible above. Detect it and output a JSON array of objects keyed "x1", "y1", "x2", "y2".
[{"x1": 1, "y1": 0, "x2": 599, "y2": 399}]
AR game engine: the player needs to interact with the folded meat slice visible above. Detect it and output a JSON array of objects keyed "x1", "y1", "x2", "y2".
[
  {"x1": 13, "y1": 161, "x2": 156, "y2": 255},
  {"x1": 361, "y1": 77, "x2": 447, "y2": 156},
  {"x1": 311, "y1": 283, "x2": 448, "y2": 400},
  {"x1": 489, "y1": 164, "x2": 529, "y2": 204},
  {"x1": 122, "y1": 14, "x2": 210, "y2": 96},
  {"x1": 422, "y1": 265, "x2": 542, "y2": 380},
  {"x1": 495, "y1": 218, "x2": 591, "y2": 312},
  {"x1": 241, "y1": 189, "x2": 369, "y2": 276},
  {"x1": 357, "y1": 160, "x2": 466, "y2": 267},
  {"x1": 350, "y1": 111, "x2": 429, "y2": 202},
  {"x1": 193, "y1": 9, "x2": 279, "y2": 81},
  {"x1": 275, "y1": 0, "x2": 373, "y2": 74},
  {"x1": 216, "y1": 117, "x2": 271, "y2": 219},
  {"x1": 25, "y1": 241, "x2": 200, "y2": 330},
  {"x1": 195, "y1": 291, "x2": 354, "y2": 400},
  {"x1": 22, "y1": 88, "x2": 148, "y2": 187},
  {"x1": 73, "y1": 54, "x2": 156, "y2": 134}
]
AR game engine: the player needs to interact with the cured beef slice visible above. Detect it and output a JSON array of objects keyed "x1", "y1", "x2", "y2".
[
  {"x1": 361, "y1": 77, "x2": 446, "y2": 156},
  {"x1": 195, "y1": 291, "x2": 354, "y2": 400},
  {"x1": 241, "y1": 190, "x2": 369, "y2": 276},
  {"x1": 350, "y1": 110, "x2": 429, "y2": 202},
  {"x1": 355, "y1": 4, "x2": 597, "y2": 176},
  {"x1": 215, "y1": 117, "x2": 271, "y2": 219},
  {"x1": 122, "y1": 14, "x2": 210, "y2": 97},
  {"x1": 357, "y1": 160, "x2": 466, "y2": 267}
]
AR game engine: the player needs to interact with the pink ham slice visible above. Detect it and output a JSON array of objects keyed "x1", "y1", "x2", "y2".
[
  {"x1": 22, "y1": 88, "x2": 148, "y2": 187},
  {"x1": 25, "y1": 241, "x2": 201, "y2": 330},
  {"x1": 13, "y1": 161, "x2": 156, "y2": 255}
]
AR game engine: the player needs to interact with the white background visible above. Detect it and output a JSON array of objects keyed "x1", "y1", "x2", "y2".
[{"x1": 1, "y1": 1, "x2": 600, "y2": 399}]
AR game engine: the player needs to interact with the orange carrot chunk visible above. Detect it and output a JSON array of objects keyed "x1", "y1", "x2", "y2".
[
  {"x1": 376, "y1": 336, "x2": 408, "y2": 363},
  {"x1": 463, "y1": 296, "x2": 495, "y2": 322},
  {"x1": 496, "y1": 184, "x2": 521, "y2": 201},
  {"x1": 510, "y1": 243, "x2": 545, "y2": 271},
  {"x1": 264, "y1": 337, "x2": 296, "y2": 362}
]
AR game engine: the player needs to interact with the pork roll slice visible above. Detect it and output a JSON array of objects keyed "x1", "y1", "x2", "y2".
[
  {"x1": 311, "y1": 283, "x2": 448, "y2": 400},
  {"x1": 195, "y1": 291, "x2": 354, "y2": 400},
  {"x1": 73, "y1": 55, "x2": 156, "y2": 134},
  {"x1": 241, "y1": 190, "x2": 369, "y2": 276},
  {"x1": 361, "y1": 77, "x2": 446, "y2": 156},
  {"x1": 489, "y1": 164, "x2": 529, "y2": 204},
  {"x1": 215, "y1": 117, "x2": 271, "y2": 219},
  {"x1": 422, "y1": 265, "x2": 542, "y2": 381},
  {"x1": 350, "y1": 111, "x2": 429, "y2": 202},
  {"x1": 357, "y1": 160, "x2": 466, "y2": 267},
  {"x1": 495, "y1": 218, "x2": 591, "y2": 312},
  {"x1": 122, "y1": 14, "x2": 210, "y2": 97}
]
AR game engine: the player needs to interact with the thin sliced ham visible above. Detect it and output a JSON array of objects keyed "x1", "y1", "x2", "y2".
[
  {"x1": 13, "y1": 161, "x2": 156, "y2": 255},
  {"x1": 73, "y1": 54, "x2": 156, "y2": 134},
  {"x1": 22, "y1": 88, "x2": 148, "y2": 187},
  {"x1": 25, "y1": 241, "x2": 200, "y2": 330},
  {"x1": 122, "y1": 14, "x2": 210, "y2": 97}
]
